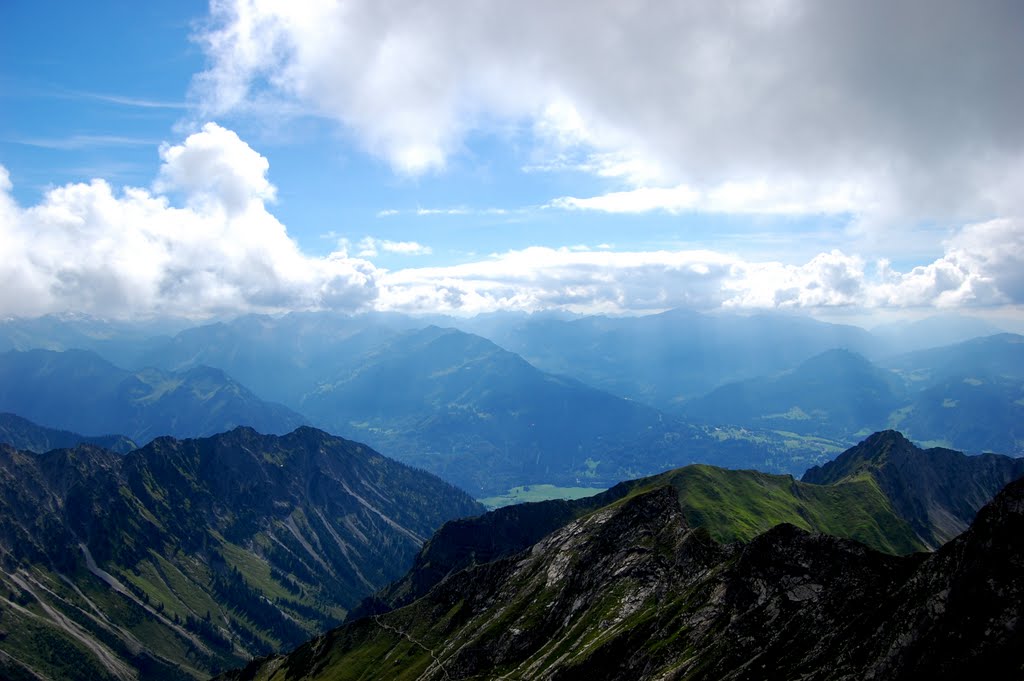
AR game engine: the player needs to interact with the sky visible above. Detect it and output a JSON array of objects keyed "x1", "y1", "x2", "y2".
[{"x1": 1, "y1": 0, "x2": 1023, "y2": 321}]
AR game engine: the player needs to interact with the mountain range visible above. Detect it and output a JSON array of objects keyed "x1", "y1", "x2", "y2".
[
  {"x1": 0, "y1": 427, "x2": 481, "y2": 680},
  {"x1": 0, "y1": 349, "x2": 307, "y2": 443},
  {"x1": 221, "y1": 431, "x2": 1024, "y2": 680},
  {"x1": 682, "y1": 335, "x2": 1024, "y2": 455},
  {"x1": 2, "y1": 312, "x2": 1022, "y2": 495},
  {"x1": 0, "y1": 412, "x2": 136, "y2": 454},
  {"x1": 296, "y1": 326, "x2": 850, "y2": 494}
]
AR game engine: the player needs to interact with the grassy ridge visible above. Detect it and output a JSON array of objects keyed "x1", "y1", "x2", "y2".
[{"x1": 623, "y1": 466, "x2": 924, "y2": 555}]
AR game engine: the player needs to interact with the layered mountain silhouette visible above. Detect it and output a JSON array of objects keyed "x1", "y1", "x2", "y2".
[
  {"x1": 683, "y1": 348, "x2": 904, "y2": 437},
  {"x1": 0, "y1": 412, "x2": 136, "y2": 453},
  {"x1": 882, "y1": 332, "x2": 1024, "y2": 384},
  {"x1": 297, "y1": 326, "x2": 843, "y2": 494},
  {"x1": 0, "y1": 349, "x2": 307, "y2": 443},
  {"x1": 0, "y1": 427, "x2": 481, "y2": 680},
  {"x1": 220, "y1": 432, "x2": 1024, "y2": 680},
  {"x1": 463, "y1": 309, "x2": 877, "y2": 409},
  {"x1": 682, "y1": 336, "x2": 1024, "y2": 455}
]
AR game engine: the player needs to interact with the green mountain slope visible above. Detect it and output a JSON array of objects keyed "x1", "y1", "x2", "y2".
[
  {"x1": 355, "y1": 445, "x2": 929, "y2": 622},
  {"x1": 803, "y1": 430, "x2": 1024, "y2": 547},
  {"x1": 359, "y1": 431, "x2": 1019, "y2": 623},
  {"x1": 0, "y1": 412, "x2": 136, "y2": 453},
  {"x1": 0, "y1": 428, "x2": 482, "y2": 680},
  {"x1": 0, "y1": 349, "x2": 307, "y2": 442},
  {"x1": 218, "y1": 477, "x2": 1024, "y2": 681}
]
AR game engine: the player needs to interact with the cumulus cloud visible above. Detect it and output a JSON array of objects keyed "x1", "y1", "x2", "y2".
[
  {"x1": 374, "y1": 221, "x2": 1024, "y2": 316},
  {"x1": 3, "y1": 126, "x2": 1023, "y2": 319},
  {"x1": 0, "y1": 124, "x2": 376, "y2": 318},
  {"x1": 193, "y1": 0, "x2": 1024, "y2": 222},
  {"x1": 155, "y1": 123, "x2": 276, "y2": 216}
]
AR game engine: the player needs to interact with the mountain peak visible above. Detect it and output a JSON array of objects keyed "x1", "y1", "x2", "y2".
[
  {"x1": 802, "y1": 430, "x2": 916, "y2": 483},
  {"x1": 804, "y1": 432, "x2": 1024, "y2": 547}
]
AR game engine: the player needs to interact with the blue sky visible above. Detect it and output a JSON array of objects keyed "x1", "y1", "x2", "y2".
[{"x1": 1, "y1": 1, "x2": 1022, "y2": 320}]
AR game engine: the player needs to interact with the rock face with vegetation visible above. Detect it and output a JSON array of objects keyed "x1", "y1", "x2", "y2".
[
  {"x1": 220, "y1": 475, "x2": 1024, "y2": 681},
  {"x1": 0, "y1": 427, "x2": 482, "y2": 680},
  {"x1": 221, "y1": 432, "x2": 1024, "y2": 680},
  {"x1": 803, "y1": 430, "x2": 1024, "y2": 547},
  {"x1": 360, "y1": 432, "x2": 1024, "y2": 620}
]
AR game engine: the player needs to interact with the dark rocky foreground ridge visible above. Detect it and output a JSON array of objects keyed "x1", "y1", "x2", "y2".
[
  {"x1": 0, "y1": 427, "x2": 482, "y2": 680},
  {"x1": 221, "y1": 475, "x2": 1024, "y2": 681},
  {"x1": 356, "y1": 430, "x2": 1023, "y2": 619}
]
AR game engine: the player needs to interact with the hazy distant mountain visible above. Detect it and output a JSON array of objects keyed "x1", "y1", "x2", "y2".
[
  {"x1": 683, "y1": 348, "x2": 905, "y2": 437},
  {"x1": 0, "y1": 427, "x2": 481, "y2": 680},
  {"x1": 297, "y1": 326, "x2": 844, "y2": 495},
  {"x1": 136, "y1": 312, "x2": 425, "y2": 405},
  {"x1": 0, "y1": 349, "x2": 307, "y2": 443},
  {"x1": 883, "y1": 333, "x2": 1024, "y2": 385},
  {"x1": 464, "y1": 309, "x2": 877, "y2": 410},
  {"x1": 892, "y1": 376, "x2": 1024, "y2": 455},
  {"x1": 0, "y1": 313, "x2": 188, "y2": 367},
  {"x1": 680, "y1": 341, "x2": 1024, "y2": 456},
  {"x1": 870, "y1": 314, "x2": 1005, "y2": 355},
  {"x1": 225, "y1": 434, "x2": 1024, "y2": 681},
  {"x1": 0, "y1": 411, "x2": 136, "y2": 453}
]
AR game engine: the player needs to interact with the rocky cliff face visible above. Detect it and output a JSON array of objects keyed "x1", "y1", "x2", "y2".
[
  {"x1": 0, "y1": 427, "x2": 482, "y2": 680},
  {"x1": 803, "y1": 430, "x2": 1024, "y2": 546},
  {"x1": 222, "y1": 477, "x2": 1024, "y2": 680}
]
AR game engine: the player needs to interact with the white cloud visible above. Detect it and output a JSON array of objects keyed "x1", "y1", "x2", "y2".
[
  {"x1": 551, "y1": 178, "x2": 872, "y2": 215},
  {"x1": 0, "y1": 125, "x2": 376, "y2": 318},
  {"x1": 3, "y1": 127, "x2": 1023, "y2": 320},
  {"x1": 374, "y1": 221, "x2": 1024, "y2": 316},
  {"x1": 416, "y1": 207, "x2": 470, "y2": 216},
  {"x1": 193, "y1": 0, "x2": 1024, "y2": 223},
  {"x1": 379, "y1": 240, "x2": 432, "y2": 256},
  {"x1": 349, "y1": 236, "x2": 433, "y2": 257},
  {"x1": 155, "y1": 122, "x2": 276, "y2": 216},
  {"x1": 872, "y1": 218, "x2": 1024, "y2": 307}
]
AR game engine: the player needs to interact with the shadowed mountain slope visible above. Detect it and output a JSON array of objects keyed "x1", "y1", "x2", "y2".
[
  {"x1": 0, "y1": 349, "x2": 307, "y2": 443},
  {"x1": 0, "y1": 427, "x2": 482, "y2": 680},
  {"x1": 219, "y1": 474, "x2": 1024, "y2": 681},
  {"x1": 0, "y1": 411, "x2": 136, "y2": 453}
]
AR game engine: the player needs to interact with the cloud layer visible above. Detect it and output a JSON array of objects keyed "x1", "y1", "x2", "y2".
[
  {"x1": 2, "y1": 125, "x2": 1022, "y2": 319},
  {"x1": 194, "y1": 0, "x2": 1024, "y2": 223},
  {"x1": 0, "y1": 123, "x2": 376, "y2": 318}
]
